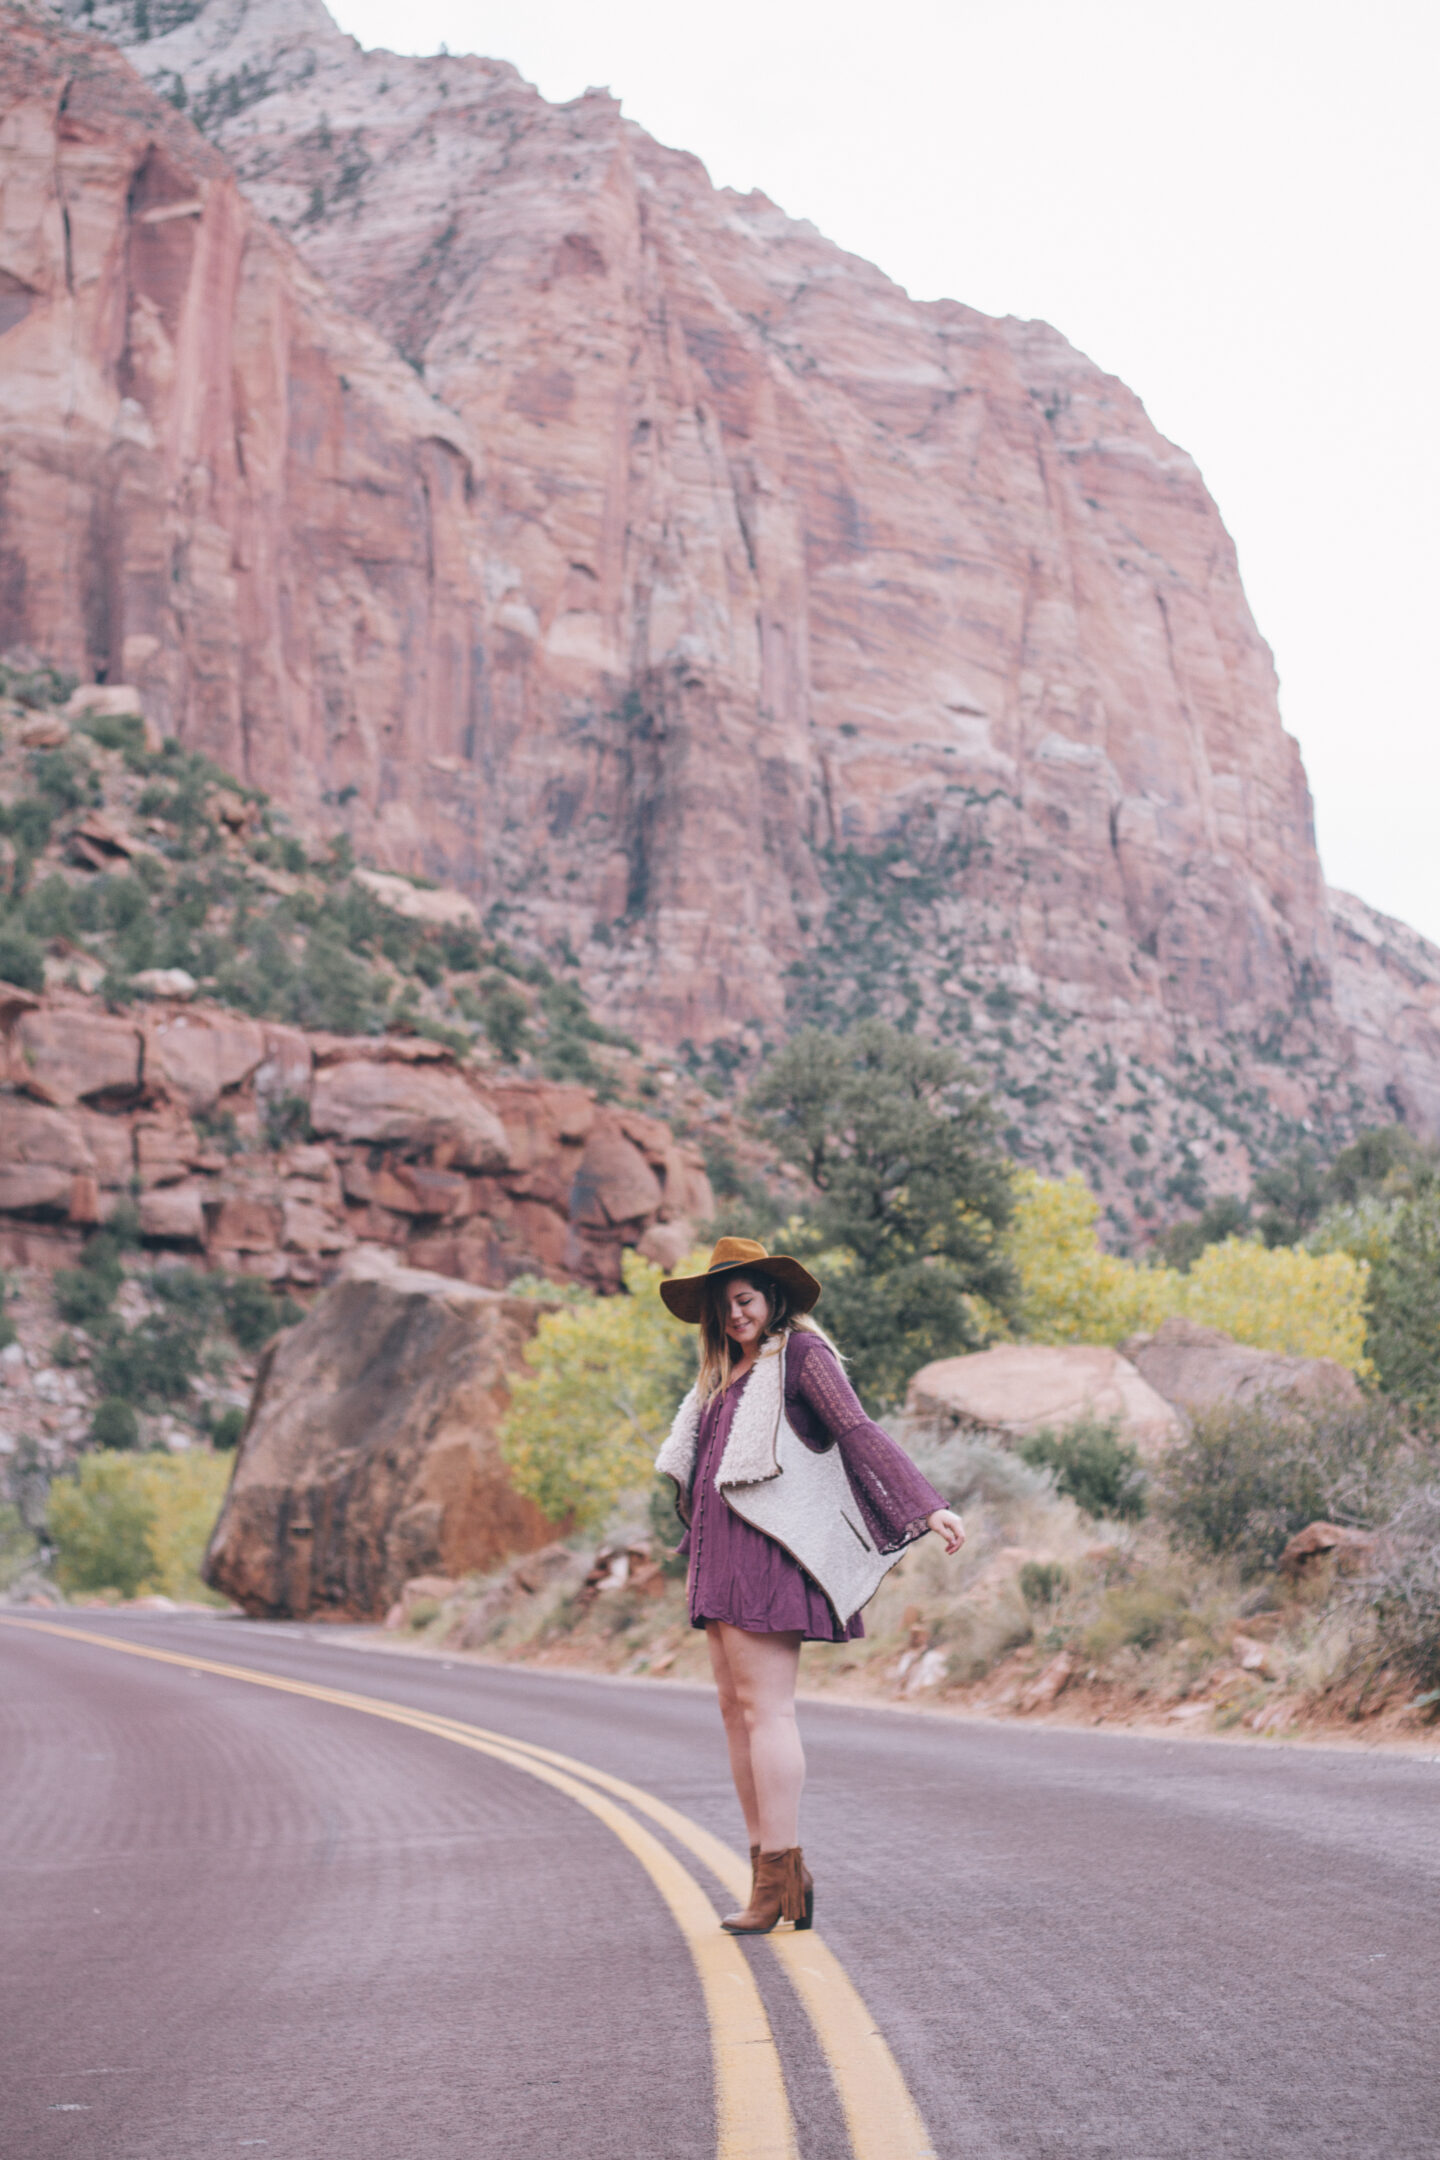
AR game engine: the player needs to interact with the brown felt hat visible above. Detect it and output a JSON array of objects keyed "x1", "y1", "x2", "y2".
[{"x1": 659, "y1": 1236, "x2": 821, "y2": 1324}]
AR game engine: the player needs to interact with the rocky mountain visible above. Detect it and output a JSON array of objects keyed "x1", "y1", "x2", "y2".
[{"x1": 4, "y1": 0, "x2": 1437, "y2": 1241}]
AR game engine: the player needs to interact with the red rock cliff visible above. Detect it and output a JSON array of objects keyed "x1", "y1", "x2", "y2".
[{"x1": 6, "y1": 0, "x2": 1439, "y2": 1231}]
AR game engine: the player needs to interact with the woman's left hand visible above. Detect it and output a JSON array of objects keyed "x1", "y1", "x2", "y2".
[{"x1": 927, "y1": 1508, "x2": 965, "y2": 1554}]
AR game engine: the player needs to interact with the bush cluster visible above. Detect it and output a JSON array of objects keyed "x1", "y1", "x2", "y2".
[
  {"x1": 1159, "y1": 1397, "x2": 1428, "y2": 1579},
  {"x1": 1017, "y1": 1417, "x2": 1148, "y2": 1521}
]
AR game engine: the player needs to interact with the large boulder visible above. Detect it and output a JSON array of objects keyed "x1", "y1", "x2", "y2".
[
  {"x1": 144, "y1": 1010, "x2": 268, "y2": 1114},
  {"x1": 1119, "y1": 1318, "x2": 1363, "y2": 1418},
  {"x1": 309, "y1": 1059, "x2": 510, "y2": 1170},
  {"x1": 204, "y1": 1257, "x2": 557, "y2": 1619},
  {"x1": 7, "y1": 1006, "x2": 140, "y2": 1107},
  {"x1": 906, "y1": 1344, "x2": 1182, "y2": 1458}
]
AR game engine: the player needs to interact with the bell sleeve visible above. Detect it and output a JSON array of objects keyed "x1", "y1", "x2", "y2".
[{"x1": 787, "y1": 1333, "x2": 947, "y2": 1553}]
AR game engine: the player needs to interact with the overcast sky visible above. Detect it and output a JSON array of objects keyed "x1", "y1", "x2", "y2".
[{"x1": 331, "y1": 0, "x2": 1440, "y2": 944}]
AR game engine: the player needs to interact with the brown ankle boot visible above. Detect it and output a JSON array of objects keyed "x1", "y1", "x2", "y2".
[{"x1": 721, "y1": 1847, "x2": 814, "y2": 1933}]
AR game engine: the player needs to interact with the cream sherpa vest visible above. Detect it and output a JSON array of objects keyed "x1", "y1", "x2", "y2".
[{"x1": 654, "y1": 1334, "x2": 908, "y2": 1625}]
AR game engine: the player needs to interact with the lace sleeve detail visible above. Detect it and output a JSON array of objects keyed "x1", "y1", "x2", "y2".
[{"x1": 788, "y1": 1334, "x2": 946, "y2": 1553}]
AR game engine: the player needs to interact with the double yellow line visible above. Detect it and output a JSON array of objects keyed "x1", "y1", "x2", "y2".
[{"x1": 3, "y1": 1618, "x2": 935, "y2": 2160}]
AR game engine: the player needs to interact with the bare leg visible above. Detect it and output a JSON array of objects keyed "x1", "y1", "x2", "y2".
[
  {"x1": 706, "y1": 1623, "x2": 761, "y2": 1846},
  {"x1": 709, "y1": 1623, "x2": 805, "y2": 1850}
]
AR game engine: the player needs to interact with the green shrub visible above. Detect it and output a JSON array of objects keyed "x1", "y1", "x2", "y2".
[
  {"x1": 1159, "y1": 1398, "x2": 1421, "y2": 1578},
  {"x1": 263, "y1": 1093, "x2": 313, "y2": 1149},
  {"x1": 48, "y1": 1454, "x2": 156, "y2": 1597},
  {"x1": 1018, "y1": 1416, "x2": 1148, "y2": 1521},
  {"x1": 53, "y1": 1213, "x2": 140, "y2": 1327},
  {"x1": 479, "y1": 976, "x2": 533, "y2": 1061},
  {"x1": 0, "y1": 1275, "x2": 15, "y2": 1353},
  {"x1": 209, "y1": 1405, "x2": 246, "y2": 1450},
  {"x1": 288, "y1": 923, "x2": 379, "y2": 1033},
  {"x1": 1019, "y1": 1560, "x2": 1069, "y2": 1606},
  {"x1": 221, "y1": 1273, "x2": 295, "y2": 1351},
  {"x1": 0, "y1": 656, "x2": 74, "y2": 708},
  {"x1": 54, "y1": 1256, "x2": 122, "y2": 1326},
  {"x1": 50, "y1": 1329, "x2": 79, "y2": 1367},
  {"x1": 28, "y1": 746, "x2": 94, "y2": 814},
  {"x1": 1085, "y1": 1579, "x2": 1191, "y2": 1660},
  {"x1": 89, "y1": 1396, "x2": 140, "y2": 1449},
  {"x1": 76, "y1": 710, "x2": 149, "y2": 764},
  {"x1": 0, "y1": 921, "x2": 46, "y2": 991},
  {"x1": 93, "y1": 1316, "x2": 202, "y2": 1408},
  {"x1": 22, "y1": 873, "x2": 78, "y2": 942},
  {"x1": 0, "y1": 795, "x2": 56, "y2": 857},
  {"x1": 150, "y1": 1266, "x2": 222, "y2": 1321},
  {"x1": 440, "y1": 924, "x2": 483, "y2": 973}
]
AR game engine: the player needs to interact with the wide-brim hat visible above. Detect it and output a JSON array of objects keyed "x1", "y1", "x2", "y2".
[{"x1": 659, "y1": 1237, "x2": 821, "y2": 1325}]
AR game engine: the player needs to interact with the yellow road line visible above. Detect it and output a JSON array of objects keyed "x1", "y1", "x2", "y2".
[
  {"x1": 394, "y1": 1706, "x2": 937, "y2": 2160},
  {"x1": 1, "y1": 1619, "x2": 795, "y2": 2160},
  {"x1": 5, "y1": 1618, "x2": 936, "y2": 2159}
]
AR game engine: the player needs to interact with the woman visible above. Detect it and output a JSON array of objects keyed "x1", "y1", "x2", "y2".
[{"x1": 655, "y1": 1237, "x2": 964, "y2": 1934}]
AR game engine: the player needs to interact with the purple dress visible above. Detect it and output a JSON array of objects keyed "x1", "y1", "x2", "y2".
[{"x1": 678, "y1": 1330, "x2": 947, "y2": 1642}]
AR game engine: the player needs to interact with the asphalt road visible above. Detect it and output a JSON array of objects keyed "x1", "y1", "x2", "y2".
[{"x1": 2, "y1": 1612, "x2": 1437, "y2": 2160}]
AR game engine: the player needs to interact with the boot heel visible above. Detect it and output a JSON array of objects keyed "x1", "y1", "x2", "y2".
[{"x1": 796, "y1": 1886, "x2": 814, "y2": 1931}]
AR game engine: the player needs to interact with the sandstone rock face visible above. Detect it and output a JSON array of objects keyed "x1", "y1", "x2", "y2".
[
  {"x1": 0, "y1": 4, "x2": 485, "y2": 871},
  {"x1": 143, "y1": 1011, "x2": 267, "y2": 1114},
  {"x1": 309, "y1": 1060, "x2": 510, "y2": 1170},
  {"x1": 203, "y1": 1268, "x2": 556, "y2": 1618},
  {"x1": 1327, "y1": 889, "x2": 1440, "y2": 1134},
  {"x1": 1119, "y1": 1317, "x2": 1362, "y2": 1418},
  {"x1": 9, "y1": 0, "x2": 1439, "y2": 1240},
  {"x1": 906, "y1": 1344, "x2": 1182, "y2": 1458},
  {"x1": 0, "y1": 987, "x2": 710, "y2": 1288},
  {"x1": 5, "y1": 1006, "x2": 140, "y2": 1108}
]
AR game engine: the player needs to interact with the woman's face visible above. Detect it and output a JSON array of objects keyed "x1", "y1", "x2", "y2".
[{"x1": 724, "y1": 1275, "x2": 771, "y2": 1352}]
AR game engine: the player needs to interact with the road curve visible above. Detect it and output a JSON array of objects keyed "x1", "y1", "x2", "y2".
[{"x1": 3, "y1": 1611, "x2": 1437, "y2": 2159}]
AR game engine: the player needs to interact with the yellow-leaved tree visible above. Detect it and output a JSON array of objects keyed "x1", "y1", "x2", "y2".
[
  {"x1": 1005, "y1": 1172, "x2": 1177, "y2": 1344},
  {"x1": 1002, "y1": 1170, "x2": 1371, "y2": 1371},
  {"x1": 1181, "y1": 1238, "x2": 1370, "y2": 1366},
  {"x1": 48, "y1": 1451, "x2": 232, "y2": 1601},
  {"x1": 500, "y1": 1250, "x2": 700, "y2": 1529}
]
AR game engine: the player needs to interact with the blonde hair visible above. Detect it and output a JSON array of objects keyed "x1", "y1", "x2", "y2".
[{"x1": 695, "y1": 1271, "x2": 838, "y2": 1404}]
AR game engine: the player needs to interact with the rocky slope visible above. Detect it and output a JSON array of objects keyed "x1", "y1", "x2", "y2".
[{"x1": 6, "y1": 0, "x2": 1439, "y2": 1241}]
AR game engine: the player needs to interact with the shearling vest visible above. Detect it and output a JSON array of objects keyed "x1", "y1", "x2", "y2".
[{"x1": 654, "y1": 1334, "x2": 908, "y2": 1626}]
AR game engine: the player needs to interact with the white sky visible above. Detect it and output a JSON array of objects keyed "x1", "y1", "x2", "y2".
[{"x1": 330, "y1": 0, "x2": 1440, "y2": 944}]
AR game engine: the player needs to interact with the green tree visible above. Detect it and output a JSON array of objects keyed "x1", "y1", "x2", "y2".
[
  {"x1": 1252, "y1": 1145, "x2": 1329, "y2": 1246},
  {"x1": 500, "y1": 1252, "x2": 697, "y2": 1528},
  {"x1": 746, "y1": 1022, "x2": 1015, "y2": 1407},
  {"x1": 1365, "y1": 1190, "x2": 1440, "y2": 1412}
]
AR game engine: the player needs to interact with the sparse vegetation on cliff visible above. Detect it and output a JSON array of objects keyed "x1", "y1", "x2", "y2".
[{"x1": 0, "y1": 662, "x2": 629, "y2": 1083}]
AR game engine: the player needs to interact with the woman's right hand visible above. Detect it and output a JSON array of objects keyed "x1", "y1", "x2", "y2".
[{"x1": 927, "y1": 1509, "x2": 965, "y2": 1554}]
